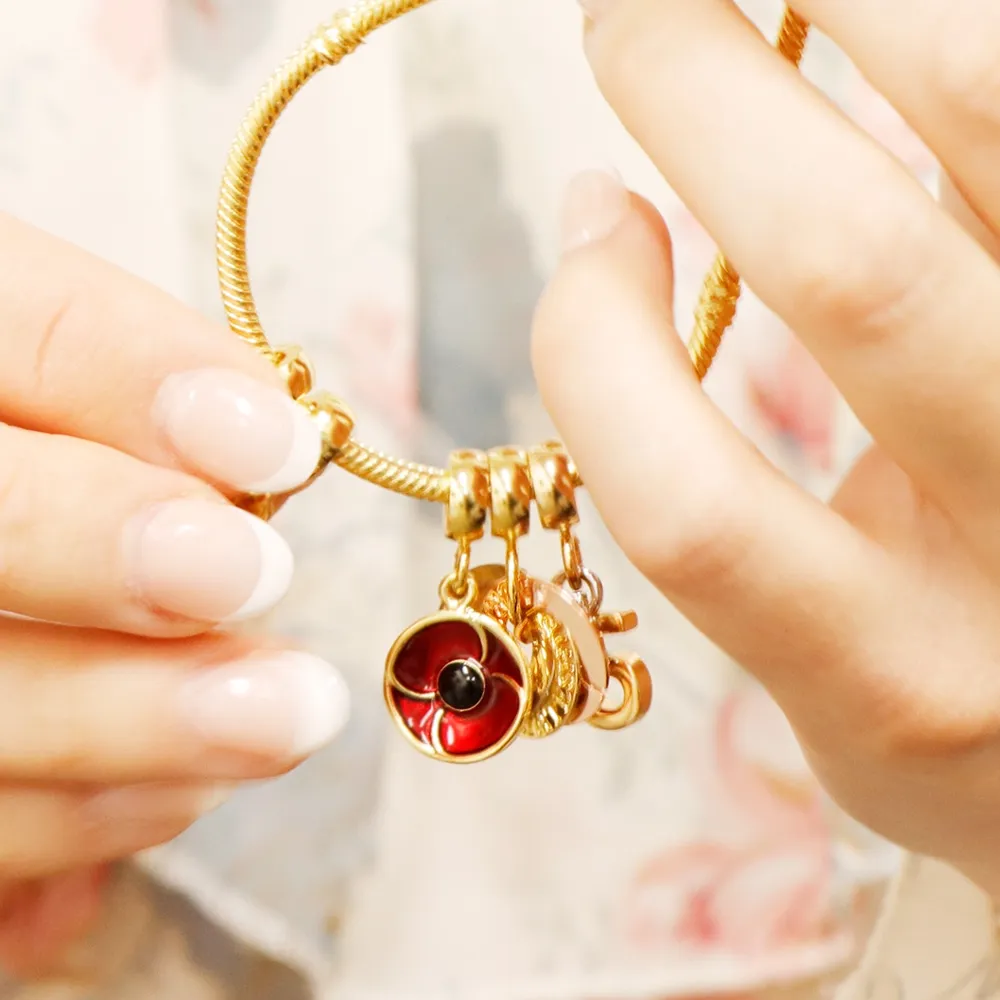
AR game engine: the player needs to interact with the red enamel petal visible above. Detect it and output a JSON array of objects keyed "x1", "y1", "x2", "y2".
[
  {"x1": 392, "y1": 619, "x2": 483, "y2": 693},
  {"x1": 391, "y1": 692, "x2": 438, "y2": 749},
  {"x1": 438, "y1": 676, "x2": 522, "y2": 756},
  {"x1": 480, "y1": 631, "x2": 525, "y2": 687}
]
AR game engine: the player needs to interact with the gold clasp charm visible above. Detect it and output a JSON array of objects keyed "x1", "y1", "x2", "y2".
[{"x1": 235, "y1": 345, "x2": 355, "y2": 522}]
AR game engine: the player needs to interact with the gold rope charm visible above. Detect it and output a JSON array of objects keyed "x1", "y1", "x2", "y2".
[{"x1": 215, "y1": 2, "x2": 810, "y2": 763}]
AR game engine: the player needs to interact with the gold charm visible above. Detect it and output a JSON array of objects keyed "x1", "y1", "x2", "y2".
[
  {"x1": 383, "y1": 447, "x2": 651, "y2": 763},
  {"x1": 384, "y1": 600, "x2": 531, "y2": 764},
  {"x1": 213, "y1": 1, "x2": 811, "y2": 765}
]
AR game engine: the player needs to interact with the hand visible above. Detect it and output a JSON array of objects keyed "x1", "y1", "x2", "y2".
[
  {"x1": 534, "y1": 0, "x2": 1000, "y2": 895},
  {"x1": 0, "y1": 214, "x2": 349, "y2": 974}
]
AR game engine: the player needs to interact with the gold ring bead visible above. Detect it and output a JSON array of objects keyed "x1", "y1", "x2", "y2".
[
  {"x1": 487, "y1": 447, "x2": 532, "y2": 540},
  {"x1": 446, "y1": 450, "x2": 490, "y2": 542},
  {"x1": 527, "y1": 442, "x2": 578, "y2": 531}
]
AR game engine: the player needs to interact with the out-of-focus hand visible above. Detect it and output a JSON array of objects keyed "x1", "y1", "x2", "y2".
[{"x1": 0, "y1": 214, "x2": 349, "y2": 975}]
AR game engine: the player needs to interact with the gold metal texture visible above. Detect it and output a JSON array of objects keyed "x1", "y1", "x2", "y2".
[{"x1": 216, "y1": 1, "x2": 812, "y2": 503}]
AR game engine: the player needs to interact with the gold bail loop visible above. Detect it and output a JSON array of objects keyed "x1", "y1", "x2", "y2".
[
  {"x1": 439, "y1": 536, "x2": 474, "y2": 609},
  {"x1": 487, "y1": 448, "x2": 533, "y2": 625}
]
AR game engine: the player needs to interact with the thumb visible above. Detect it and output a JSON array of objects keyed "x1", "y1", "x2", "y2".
[{"x1": 532, "y1": 170, "x2": 888, "y2": 724}]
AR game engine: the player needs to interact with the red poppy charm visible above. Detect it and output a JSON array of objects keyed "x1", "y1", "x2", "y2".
[{"x1": 384, "y1": 610, "x2": 529, "y2": 763}]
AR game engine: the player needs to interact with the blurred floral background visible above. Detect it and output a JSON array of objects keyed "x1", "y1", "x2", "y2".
[{"x1": 0, "y1": 1, "x2": 938, "y2": 997}]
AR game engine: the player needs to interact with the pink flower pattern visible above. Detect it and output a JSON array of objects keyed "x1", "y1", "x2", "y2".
[
  {"x1": 748, "y1": 330, "x2": 838, "y2": 471},
  {"x1": 90, "y1": 0, "x2": 217, "y2": 85},
  {"x1": 846, "y1": 74, "x2": 937, "y2": 178},
  {"x1": 337, "y1": 301, "x2": 419, "y2": 436},
  {"x1": 623, "y1": 691, "x2": 841, "y2": 959},
  {"x1": 90, "y1": 0, "x2": 168, "y2": 85}
]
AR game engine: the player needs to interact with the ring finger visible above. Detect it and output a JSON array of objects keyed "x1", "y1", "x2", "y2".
[
  {"x1": 581, "y1": 0, "x2": 1000, "y2": 533},
  {"x1": 788, "y1": 1, "x2": 1000, "y2": 236}
]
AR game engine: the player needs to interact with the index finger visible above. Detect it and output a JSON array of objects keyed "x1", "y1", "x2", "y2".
[
  {"x1": 581, "y1": 0, "x2": 1000, "y2": 525},
  {"x1": 0, "y1": 214, "x2": 322, "y2": 496}
]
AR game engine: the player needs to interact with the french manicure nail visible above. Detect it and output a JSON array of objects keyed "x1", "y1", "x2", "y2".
[
  {"x1": 127, "y1": 499, "x2": 293, "y2": 623},
  {"x1": 155, "y1": 369, "x2": 323, "y2": 495},
  {"x1": 560, "y1": 168, "x2": 630, "y2": 252},
  {"x1": 179, "y1": 651, "x2": 350, "y2": 758}
]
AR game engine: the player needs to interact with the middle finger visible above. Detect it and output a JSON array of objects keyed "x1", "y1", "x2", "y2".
[
  {"x1": 582, "y1": 0, "x2": 1000, "y2": 522},
  {"x1": 789, "y1": 0, "x2": 1000, "y2": 238},
  {"x1": 0, "y1": 424, "x2": 292, "y2": 635}
]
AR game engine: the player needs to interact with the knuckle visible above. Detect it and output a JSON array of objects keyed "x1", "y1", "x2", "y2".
[
  {"x1": 586, "y1": 0, "x2": 674, "y2": 111},
  {"x1": 932, "y1": 20, "x2": 1000, "y2": 131},
  {"x1": 32, "y1": 287, "x2": 81, "y2": 394},
  {"x1": 866, "y1": 679, "x2": 1000, "y2": 763},
  {"x1": 784, "y1": 182, "x2": 940, "y2": 347},
  {"x1": 616, "y1": 497, "x2": 752, "y2": 599}
]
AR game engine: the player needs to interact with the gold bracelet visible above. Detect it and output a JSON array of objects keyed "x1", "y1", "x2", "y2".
[{"x1": 215, "y1": 1, "x2": 810, "y2": 764}]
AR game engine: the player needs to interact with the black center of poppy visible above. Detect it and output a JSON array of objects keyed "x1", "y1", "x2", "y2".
[{"x1": 437, "y1": 659, "x2": 486, "y2": 712}]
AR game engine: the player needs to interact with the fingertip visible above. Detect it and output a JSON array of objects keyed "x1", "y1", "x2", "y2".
[
  {"x1": 533, "y1": 175, "x2": 682, "y2": 434},
  {"x1": 534, "y1": 170, "x2": 762, "y2": 593},
  {"x1": 221, "y1": 510, "x2": 295, "y2": 623},
  {"x1": 559, "y1": 168, "x2": 631, "y2": 252},
  {"x1": 127, "y1": 498, "x2": 294, "y2": 628},
  {"x1": 630, "y1": 192, "x2": 675, "y2": 269}
]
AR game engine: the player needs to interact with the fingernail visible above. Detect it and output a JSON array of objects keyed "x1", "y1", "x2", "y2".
[
  {"x1": 155, "y1": 369, "x2": 323, "y2": 495},
  {"x1": 201, "y1": 785, "x2": 235, "y2": 813},
  {"x1": 560, "y1": 168, "x2": 629, "y2": 252},
  {"x1": 80, "y1": 785, "x2": 232, "y2": 853},
  {"x1": 578, "y1": 0, "x2": 613, "y2": 18},
  {"x1": 127, "y1": 499, "x2": 293, "y2": 623},
  {"x1": 84, "y1": 784, "x2": 231, "y2": 826},
  {"x1": 179, "y1": 651, "x2": 350, "y2": 758}
]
